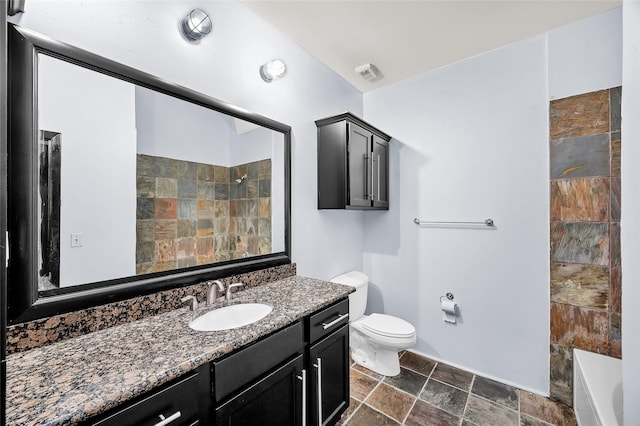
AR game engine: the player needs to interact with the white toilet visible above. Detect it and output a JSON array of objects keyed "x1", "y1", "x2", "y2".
[{"x1": 331, "y1": 271, "x2": 416, "y2": 377}]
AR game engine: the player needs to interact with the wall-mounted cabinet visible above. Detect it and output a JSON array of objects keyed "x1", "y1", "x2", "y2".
[{"x1": 316, "y1": 113, "x2": 391, "y2": 210}]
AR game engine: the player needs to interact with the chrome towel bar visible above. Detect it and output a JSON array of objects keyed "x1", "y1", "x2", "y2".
[{"x1": 413, "y1": 218, "x2": 494, "y2": 227}]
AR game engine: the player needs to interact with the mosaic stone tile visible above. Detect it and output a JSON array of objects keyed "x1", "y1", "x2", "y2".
[
  {"x1": 247, "y1": 199, "x2": 258, "y2": 217},
  {"x1": 137, "y1": 154, "x2": 176, "y2": 178},
  {"x1": 420, "y1": 379, "x2": 468, "y2": 416},
  {"x1": 197, "y1": 200, "x2": 215, "y2": 218},
  {"x1": 177, "y1": 257, "x2": 197, "y2": 268},
  {"x1": 228, "y1": 218, "x2": 237, "y2": 235},
  {"x1": 196, "y1": 219, "x2": 214, "y2": 236},
  {"x1": 400, "y1": 351, "x2": 436, "y2": 376},
  {"x1": 464, "y1": 394, "x2": 519, "y2": 425},
  {"x1": 156, "y1": 178, "x2": 177, "y2": 198},
  {"x1": 153, "y1": 260, "x2": 177, "y2": 272},
  {"x1": 246, "y1": 180, "x2": 259, "y2": 198},
  {"x1": 196, "y1": 236, "x2": 214, "y2": 256},
  {"x1": 610, "y1": 266, "x2": 621, "y2": 314},
  {"x1": 136, "y1": 176, "x2": 155, "y2": 198},
  {"x1": 404, "y1": 400, "x2": 460, "y2": 426},
  {"x1": 550, "y1": 263, "x2": 608, "y2": 310},
  {"x1": 472, "y1": 375, "x2": 519, "y2": 410},
  {"x1": 231, "y1": 164, "x2": 248, "y2": 181},
  {"x1": 136, "y1": 220, "x2": 154, "y2": 242},
  {"x1": 176, "y1": 238, "x2": 196, "y2": 259},
  {"x1": 154, "y1": 198, "x2": 177, "y2": 220},
  {"x1": 136, "y1": 242, "x2": 155, "y2": 264},
  {"x1": 610, "y1": 178, "x2": 621, "y2": 221},
  {"x1": 610, "y1": 87, "x2": 621, "y2": 132},
  {"x1": 520, "y1": 390, "x2": 577, "y2": 426},
  {"x1": 259, "y1": 198, "x2": 271, "y2": 218},
  {"x1": 229, "y1": 184, "x2": 238, "y2": 200},
  {"x1": 214, "y1": 217, "x2": 229, "y2": 235},
  {"x1": 348, "y1": 404, "x2": 399, "y2": 426},
  {"x1": 136, "y1": 262, "x2": 154, "y2": 275},
  {"x1": 175, "y1": 160, "x2": 196, "y2": 180},
  {"x1": 197, "y1": 254, "x2": 215, "y2": 265},
  {"x1": 214, "y1": 252, "x2": 231, "y2": 262},
  {"x1": 611, "y1": 132, "x2": 621, "y2": 177},
  {"x1": 550, "y1": 344, "x2": 573, "y2": 407},
  {"x1": 520, "y1": 414, "x2": 554, "y2": 426},
  {"x1": 383, "y1": 367, "x2": 427, "y2": 396},
  {"x1": 610, "y1": 222, "x2": 620, "y2": 268},
  {"x1": 235, "y1": 182, "x2": 247, "y2": 199},
  {"x1": 550, "y1": 90, "x2": 609, "y2": 140},
  {"x1": 248, "y1": 236, "x2": 260, "y2": 254},
  {"x1": 136, "y1": 154, "x2": 156, "y2": 177},
  {"x1": 177, "y1": 219, "x2": 196, "y2": 238},
  {"x1": 214, "y1": 183, "x2": 229, "y2": 200},
  {"x1": 259, "y1": 159, "x2": 271, "y2": 179},
  {"x1": 177, "y1": 199, "x2": 196, "y2": 220},
  {"x1": 259, "y1": 179, "x2": 271, "y2": 197},
  {"x1": 430, "y1": 363, "x2": 473, "y2": 391},
  {"x1": 550, "y1": 222, "x2": 609, "y2": 266},
  {"x1": 154, "y1": 220, "x2": 177, "y2": 240},
  {"x1": 258, "y1": 218, "x2": 271, "y2": 238},
  {"x1": 214, "y1": 200, "x2": 229, "y2": 217},
  {"x1": 365, "y1": 382, "x2": 415, "y2": 423},
  {"x1": 609, "y1": 313, "x2": 621, "y2": 358},
  {"x1": 247, "y1": 161, "x2": 259, "y2": 180},
  {"x1": 214, "y1": 235, "x2": 231, "y2": 252},
  {"x1": 258, "y1": 237, "x2": 271, "y2": 253},
  {"x1": 155, "y1": 239, "x2": 176, "y2": 262},
  {"x1": 549, "y1": 133, "x2": 610, "y2": 179},
  {"x1": 136, "y1": 197, "x2": 155, "y2": 220},
  {"x1": 177, "y1": 179, "x2": 197, "y2": 199},
  {"x1": 550, "y1": 178, "x2": 609, "y2": 222},
  {"x1": 213, "y1": 165, "x2": 229, "y2": 183},
  {"x1": 550, "y1": 303, "x2": 609, "y2": 353},
  {"x1": 197, "y1": 182, "x2": 216, "y2": 200},
  {"x1": 196, "y1": 163, "x2": 215, "y2": 182},
  {"x1": 350, "y1": 369, "x2": 379, "y2": 401}
]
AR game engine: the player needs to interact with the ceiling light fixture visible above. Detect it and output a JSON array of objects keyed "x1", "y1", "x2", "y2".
[
  {"x1": 180, "y1": 9, "x2": 213, "y2": 42},
  {"x1": 260, "y1": 59, "x2": 287, "y2": 83}
]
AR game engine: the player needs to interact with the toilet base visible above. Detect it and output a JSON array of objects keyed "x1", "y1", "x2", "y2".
[{"x1": 352, "y1": 347, "x2": 401, "y2": 377}]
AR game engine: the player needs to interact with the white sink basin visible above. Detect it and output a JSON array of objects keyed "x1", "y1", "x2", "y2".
[{"x1": 189, "y1": 303, "x2": 273, "y2": 331}]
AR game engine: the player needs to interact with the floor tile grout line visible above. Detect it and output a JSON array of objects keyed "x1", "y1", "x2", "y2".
[
  {"x1": 461, "y1": 374, "x2": 476, "y2": 423},
  {"x1": 401, "y1": 370, "x2": 432, "y2": 424}
]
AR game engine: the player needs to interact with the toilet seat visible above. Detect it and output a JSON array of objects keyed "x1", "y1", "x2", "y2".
[{"x1": 361, "y1": 313, "x2": 415, "y2": 339}]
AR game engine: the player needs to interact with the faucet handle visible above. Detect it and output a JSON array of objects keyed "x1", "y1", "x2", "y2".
[
  {"x1": 181, "y1": 295, "x2": 198, "y2": 311},
  {"x1": 226, "y1": 282, "x2": 244, "y2": 301}
]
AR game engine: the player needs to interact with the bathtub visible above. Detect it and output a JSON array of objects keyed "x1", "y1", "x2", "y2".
[{"x1": 573, "y1": 349, "x2": 623, "y2": 426}]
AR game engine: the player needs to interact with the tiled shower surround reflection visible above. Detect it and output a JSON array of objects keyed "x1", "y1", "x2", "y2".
[
  {"x1": 136, "y1": 154, "x2": 272, "y2": 273},
  {"x1": 549, "y1": 87, "x2": 622, "y2": 406}
]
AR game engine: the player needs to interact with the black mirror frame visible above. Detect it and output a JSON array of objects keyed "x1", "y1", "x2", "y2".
[{"x1": 7, "y1": 24, "x2": 292, "y2": 324}]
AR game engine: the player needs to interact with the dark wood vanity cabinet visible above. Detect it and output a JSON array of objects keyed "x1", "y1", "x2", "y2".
[
  {"x1": 307, "y1": 299, "x2": 350, "y2": 426},
  {"x1": 316, "y1": 113, "x2": 390, "y2": 210},
  {"x1": 88, "y1": 364, "x2": 211, "y2": 426}
]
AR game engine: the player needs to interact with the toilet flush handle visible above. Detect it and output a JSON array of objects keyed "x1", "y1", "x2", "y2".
[{"x1": 321, "y1": 313, "x2": 349, "y2": 330}]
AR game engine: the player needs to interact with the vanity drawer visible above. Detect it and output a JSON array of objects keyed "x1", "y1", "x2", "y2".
[
  {"x1": 213, "y1": 320, "x2": 303, "y2": 403},
  {"x1": 308, "y1": 298, "x2": 349, "y2": 344},
  {"x1": 90, "y1": 365, "x2": 210, "y2": 426}
]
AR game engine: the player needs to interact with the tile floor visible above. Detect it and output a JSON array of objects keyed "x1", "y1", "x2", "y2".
[{"x1": 338, "y1": 351, "x2": 577, "y2": 426}]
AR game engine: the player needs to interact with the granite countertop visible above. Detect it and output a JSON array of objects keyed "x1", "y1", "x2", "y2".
[{"x1": 5, "y1": 276, "x2": 352, "y2": 426}]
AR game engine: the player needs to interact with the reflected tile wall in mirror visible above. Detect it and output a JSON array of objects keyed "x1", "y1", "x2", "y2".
[{"x1": 136, "y1": 154, "x2": 272, "y2": 274}]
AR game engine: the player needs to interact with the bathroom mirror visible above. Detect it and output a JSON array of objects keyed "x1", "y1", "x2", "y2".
[{"x1": 7, "y1": 24, "x2": 291, "y2": 323}]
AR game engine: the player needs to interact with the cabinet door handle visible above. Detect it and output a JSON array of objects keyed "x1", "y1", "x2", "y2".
[
  {"x1": 297, "y1": 369, "x2": 307, "y2": 426},
  {"x1": 376, "y1": 154, "x2": 380, "y2": 201},
  {"x1": 314, "y1": 358, "x2": 323, "y2": 426},
  {"x1": 152, "y1": 411, "x2": 181, "y2": 426},
  {"x1": 321, "y1": 313, "x2": 349, "y2": 330}
]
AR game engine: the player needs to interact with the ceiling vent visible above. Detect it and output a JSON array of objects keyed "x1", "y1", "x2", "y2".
[{"x1": 355, "y1": 63, "x2": 381, "y2": 82}]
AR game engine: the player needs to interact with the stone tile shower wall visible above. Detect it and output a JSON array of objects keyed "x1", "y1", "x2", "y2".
[
  {"x1": 136, "y1": 155, "x2": 272, "y2": 273},
  {"x1": 549, "y1": 87, "x2": 621, "y2": 406}
]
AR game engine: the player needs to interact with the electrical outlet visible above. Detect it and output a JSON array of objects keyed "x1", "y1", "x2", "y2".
[{"x1": 70, "y1": 233, "x2": 83, "y2": 247}]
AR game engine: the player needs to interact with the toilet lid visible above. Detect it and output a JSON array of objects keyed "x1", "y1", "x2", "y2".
[{"x1": 361, "y1": 313, "x2": 415, "y2": 338}]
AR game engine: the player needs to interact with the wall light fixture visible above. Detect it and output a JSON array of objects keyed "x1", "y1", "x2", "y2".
[
  {"x1": 260, "y1": 59, "x2": 287, "y2": 83},
  {"x1": 180, "y1": 9, "x2": 212, "y2": 42}
]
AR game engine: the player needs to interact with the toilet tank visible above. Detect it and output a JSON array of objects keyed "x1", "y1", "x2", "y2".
[{"x1": 330, "y1": 271, "x2": 368, "y2": 320}]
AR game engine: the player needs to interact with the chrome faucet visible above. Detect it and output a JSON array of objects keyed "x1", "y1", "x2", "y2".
[
  {"x1": 207, "y1": 280, "x2": 225, "y2": 306},
  {"x1": 181, "y1": 295, "x2": 198, "y2": 311},
  {"x1": 226, "y1": 282, "x2": 244, "y2": 301}
]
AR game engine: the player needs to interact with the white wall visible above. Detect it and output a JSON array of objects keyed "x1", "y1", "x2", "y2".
[
  {"x1": 136, "y1": 86, "x2": 232, "y2": 165},
  {"x1": 362, "y1": 9, "x2": 622, "y2": 394},
  {"x1": 622, "y1": 1, "x2": 640, "y2": 423},
  {"x1": 38, "y1": 54, "x2": 137, "y2": 287},
  {"x1": 548, "y1": 7, "x2": 622, "y2": 100},
  {"x1": 9, "y1": 0, "x2": 364, "y2": 281}
]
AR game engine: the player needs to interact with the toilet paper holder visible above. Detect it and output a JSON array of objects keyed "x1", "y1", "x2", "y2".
[{"x1": 440, "y1": 292, "x2": 454, "y2": 302}]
